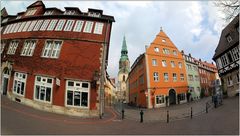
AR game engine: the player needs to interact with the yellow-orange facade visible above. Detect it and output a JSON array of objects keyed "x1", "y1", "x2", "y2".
[{"x1": 129, "y1": 29, "x2": 188, "y2": 109}]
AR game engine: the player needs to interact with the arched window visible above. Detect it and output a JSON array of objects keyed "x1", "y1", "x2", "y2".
[{"x1": 123, "y1": 75, "x2": 125, "y2": 81}]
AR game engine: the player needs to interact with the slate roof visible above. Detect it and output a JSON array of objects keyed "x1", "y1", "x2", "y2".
[{"x1": 213, "y1": 14, "x2": 239, "y2": 60}]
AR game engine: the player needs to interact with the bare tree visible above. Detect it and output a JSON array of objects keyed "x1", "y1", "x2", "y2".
[{"x1": 214, "y1": 0, "x2": 240, "y2": 21}]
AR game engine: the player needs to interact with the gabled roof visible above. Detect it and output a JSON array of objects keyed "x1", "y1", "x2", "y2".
[
  {"x1": 27, "y1": 0, "x2": 45, "y2": 9},
  {"x1": 1, "y1": 7, "x2": 8, "y2": 17},
  {"x1": 213, "y1": 14, "x2": 239, "y2": 59}
]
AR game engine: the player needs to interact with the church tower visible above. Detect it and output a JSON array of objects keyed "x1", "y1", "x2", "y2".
[{"x1": 118, "y1": 36, "x2": 130, "y2": 102}]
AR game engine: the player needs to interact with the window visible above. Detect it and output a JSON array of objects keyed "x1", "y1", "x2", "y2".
[
  {"x1": 220, "y1": 54, "x2": 229, "y2": 66},
  {"x1": 93, "y1": 22, "x2": 104, "y2": 34},
  {"x1": 193, "y1": 66, "x2": 198, "y2": 71},
  {"x1": 64, "y1": 20, "x2": 75, "y2": 31},
  {"x1": 227, "y1": 76, "x2": 233, "y2": 86},
  {"x1": 25, "y1": 8, "x2": 37, "y2": 16},
  {"x1": 3, "y1": 25, "x2": 9, "y2": 34},
  {"x1": 195, "y1": 75, "x2": 199, "y2": 81},
  {"x1": 164, "y1": 73, "x2": 168, "y2": 81},
  {"x1": 152, "y1": 59, "x2": 157, "y2": 66},
  {"x1": 180, "y1": 74, "x2": 184, "y2": 81},
  {"x1": 178, "y1": 93, "x2": 185, "y2": 101},
  {"x1": 22, "y1": 21, "x2": 32, "y2": 32},
  {"x1": 153, "y1": 72, "x2": 159, "y2": 82},
  {"x1": 47, "y1": 19, "x2": 58, "y2": 31},
  {"x1": 88, "y1": 12, "x2": 101, "y2": 18},
  {"x1": 33, "y1": 20, "x2": 43, "y2": 31},
  {"x1": 17, "y1": 22, "x2": 26, "y2": 32},
  {"x1": 83, "y1": 21, "x2": 93, "y2": 33},
  {"x1": 13, "y1": 72, "x2": 27, "y2": 96},
  {"x1": 178, "y1": 62, "x2": 182, "y2": 69},
  {"x1": 21, "y1": 40, "x2": 36, "y2": 56},
  {"x1": 14, "y1": 22, "x2": 22, "y2": 32},
  {"x1": 188, "y1": 75, "x2": 194, "y2": 81},
  {"x1": 226, "y1": 34, "x2": 232, "y2": 43},
  {"x1": 64, "y1": 10, "x2": 75, "y2": 15},
  {"x1": 231, "y1": 47, "x2": 239, "y2": 61},
  {"x1": 187, "y1": 64, "x2": 192, "y2": 70},
  {"x1": 73, "y1": 20, "x2": 84, "y2": 32},
  {"x1": 7, "y1": 41, "x2": 19, "y2": 55},
  {"x1": 9, "y1": 23, "x2": 17, "y2": 33},
  {"x1": 156, "y1": 95, "x2": 164, "y2": 104},
  {"x1": 8, "y1": 24, "x2": 16, "y2": 33},
  {"x1": 42, "y1": 40, "x2": 62, "y2": 58},
  {"x1": 171, "y1": 61, "x2": 175, "y2": 68},
  {"x1": 162, "y1": 60, "x2": 167, "y2": 67},
  {"x1": 162, "y1": 39, "x2": 166, "y2": 43},
  {"x1": 66, "y1": 80, "x2": 90, "y2": 108},
  {"x1": 55, "y1": 20, "x2": 66, "y2": 31},
  {"x1": 1, "y1": 40, "x2": 6, "y2": 54},
  {"x1": 27, "y1": 20, "x2": 37, "y2": 31},
  {"x1": 173, "y1": 50, "x2": 177, "y2": 56},
  {"x1": 40, "y1": 20, "x2": 50, "y2": 31},
  {"x1": 163, "y1": 48, "x2": 170, "y2": 54},
  {"x1": 154, "y1": 47, "x2": 159, "y2": 52},
  {"x1": 173, "y1": 73, "x2": 177, "y2": 82},
  {"x1": 34, "y1": 76, "x2": 53, "y2": 103},
  {"x1": 44, "y1": 11, "x2": 53, "y2": 15}
]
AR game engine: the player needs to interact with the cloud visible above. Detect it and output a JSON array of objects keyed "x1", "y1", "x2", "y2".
[{"x1": 1, "y1": 1, "x2": 225, "y2": 79}]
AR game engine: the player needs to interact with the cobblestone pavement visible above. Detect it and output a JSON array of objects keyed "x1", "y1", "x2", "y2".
[
  {"x1": 1, "y1": 95, "x2": 239, "y2": 135},
  {"x1": 114, "y1": 97, "x2": 214, "y2": 122}
]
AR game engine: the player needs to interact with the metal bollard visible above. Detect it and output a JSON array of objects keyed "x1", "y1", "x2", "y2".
[
  {"x1": 140, "y1": 110, "x2": 144, "y2": 123},
  {"x1": 167, "y1": 110, "x2": 169, "y2": 123},
  {"x1": 206, "y1": 102, "x2": 208, "y2": 113},
  {"x1": 191, "y1": 107, "x2": 193, "y2": 119},
  {"x1": 121, "y1": 109, "x2": 125, "y2": 120}
]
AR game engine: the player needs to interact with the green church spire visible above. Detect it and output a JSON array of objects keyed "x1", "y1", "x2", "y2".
[{"x1": 120, "y1": 36, "x2": 128, "y2": 60}]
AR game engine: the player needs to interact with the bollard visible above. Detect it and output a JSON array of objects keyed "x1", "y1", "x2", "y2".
[
  {"x1": 140, "y1": 110, "x2": 144, "y2": 123},
  {"x1": 121, "y1": 109, "x2": 125, "y2": 120},
  {"x1": 206, "y1": 102, "x2": 208, "y2": 113},
  {"x1": 191, "y1": 107, "x2": 192, "y2": 119},
  {"x1": 167, "y1": 110, "x2": 169, "y2": 123}
]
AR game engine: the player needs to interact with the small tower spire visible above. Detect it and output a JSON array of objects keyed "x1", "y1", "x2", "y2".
[{"x1": 160, "y1": 26, "x2": 163, "y2": 31}]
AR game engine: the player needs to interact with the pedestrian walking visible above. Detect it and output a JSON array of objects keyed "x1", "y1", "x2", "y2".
[{"x1": 140, "y1": 110, "x2": 144, "y2": 123}]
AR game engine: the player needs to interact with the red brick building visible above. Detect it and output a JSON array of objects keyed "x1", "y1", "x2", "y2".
[{"x1": 1, "y1": 1, "x2": 114, "y2": 117}]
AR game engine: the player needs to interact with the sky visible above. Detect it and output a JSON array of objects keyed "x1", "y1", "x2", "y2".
[{"x1": 1, "y1": 0, "x2": 229, "y2": 79}]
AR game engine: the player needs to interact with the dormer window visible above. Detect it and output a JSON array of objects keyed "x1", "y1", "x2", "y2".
[
  {"x1": 16, "y1": 16, "x2": 22, "y2": 19},
  {"x1": 226, "y1": 34, "x2": 232, "y2": 43},
  {"x1": 25, "y1": 8, "x2": 37, "y2": 16},
  {"x1": 154, "y1": 47, "x2": 159, "y2": 52},
  {"x1": 44, "y1": 10, "x2": 53, "y2": 15},
  {"x1": 162, "y1": 39, "x2": 166, "y2": 43},
  {"x1": 88, "y1": 12, "x2": 101, "y2": 18},
  {"x1": 64, "y1": 10, "x2": 75, "y2": 15}
]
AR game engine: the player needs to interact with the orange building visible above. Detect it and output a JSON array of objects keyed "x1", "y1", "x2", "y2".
[{"x1": 129, "y1": 29, "x2": 188, "y2": 109}]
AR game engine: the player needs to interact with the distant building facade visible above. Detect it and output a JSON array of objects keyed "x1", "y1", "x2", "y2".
[
  {"x1": 129, "y1": 29, "x2": 188, "y2": 109},
  {"x1": 182, "y1": 52, "x2": 201, "y2": 100},
  {"x1": 213, "y1": 15, "x2": 239, "y2": 97},
  {"x1": 117, "y1": 36, "x2": 130, "y2": 102},
  {"x1": 1, "y1": 1, "x2": 115, "y2": 117}
]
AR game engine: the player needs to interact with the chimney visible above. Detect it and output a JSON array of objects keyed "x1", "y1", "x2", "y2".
[
  {"x1": 199, "y1": 59, "x2": 201, "y2": 62},
  {"x1": 189, "y1": 53, "x2": 191, "y2": 57}
]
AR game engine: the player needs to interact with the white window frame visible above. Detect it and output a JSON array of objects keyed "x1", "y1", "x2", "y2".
[
  {"x1": 173, "y1": 50, "x2": 177, "y2": 56},
  {"x1": 231, "y1": 47, "x2": 239, "y2": 61},
  {"x1": 17, "y1": 22, "x2": 27, "y2": 32},
  {"x1": 40, "y1": 20, "x2": 50, "y2": 31},
  {"x1": 34, "y1": 76, "x2": 53, "y2": 103},
  {"x1": 227, "y1": 76, "x2": 233, "y2": 86},
  {"x1": 64, "y1": 20, "x2": 75, "y2": 31},
  {"x1": 152, "y1": 59, "x2": 157, "y2": 66},
  {"x1": 155, "y1": 95, "x2": 165, "y2": 105},
  {"x1": 65, "y1": 80, "x2": 90, "y2": 108},
  {"x1": 73, "y1": 20, "x2": 84, "y2": 32},
  {"x1": 7, "y1": 41, "x2": 19, "y2": 55},
  {"x1": 93, "y1": 22, "x2": 104, "y2": 34},
  {"x1": 22, "y1": 21, "x2": 32, "y2": 32},
  {"x1": 55, "y1": 19, "x2": 66, "y2": 31},
  {"x1": 9, "y1": 23, "x2": 17, "y2": 33},
  {"x1": 226, "y1": 35, "x2": 232, "y2": 43},
  {"x1": 162, "y1": 60, "x2": 167, "y2": 67},
  {"x1": 83, "y1": 21, "x2": 93, "y2": 33},
  {"x1": 13, "y1": 72, "x2": 27, "y2": 96},
  {"x1": 173, "y1": 73, "x2": 177, "y2": 82},
  {"x1": 42, "y1": 40, "x2": 63, "y2": 58},
  {"x1": 14, "y1": 22, "x2": 22, "y2": 33},
  {"x1": 6, "y1": 24, "x2": 14, "y2": 34},
  {"x1": 171, "y1": 61, "x2": 175, "y2": 68},
  {"x1": 153, "y1": 72, "x2": 159, "y2": 82},
  {"x1": 180, "y1": 74, "x2": 184, "y2": 81},
  {"x1": 44, "y1": 11, "x2": 53, "y2": 15},
  {"x1": 178, "y1": 62, "x2": 182, "y2": 69},
  {"x1": 33, "y1": 20, "x2": 43, "y2": 31},
  {"x1": 64, "y1": 10, "x2": 76, "y2": 15},
  {"x1": 47, "y1": 19, "x2": 58, "y2": 31},
  {"x1": 21, "y1": 40, "x2": 36, "y2": 56},
  {"x1": 164, "y1": 73, "x2": 169, "y2": 82},
  {"x1": 3, "y1": 25, "x2": 10, "y2": 34},
  {"x1": 154, "y1": 47, "x2": 159, "y2": 53},
  {"x1": 27, "y1": 20, "x2": 37, "y2": 31}
]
